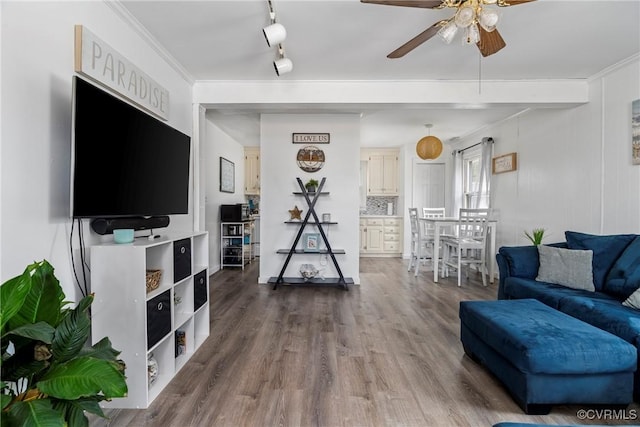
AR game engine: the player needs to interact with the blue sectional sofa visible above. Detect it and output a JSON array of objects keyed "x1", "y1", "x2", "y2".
[{"x1": 496, "y1": 231, "x2": 640, "y2": 400}]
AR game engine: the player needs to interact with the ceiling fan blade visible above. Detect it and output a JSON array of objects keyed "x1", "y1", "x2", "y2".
[
  {"x1": 497, "y1": 0, "x2": 536, "y2": 6},
  {"x1": 360, "y1": 0, "x2": 444, "y2": 9},
  {"x1": 476, "y1": 27, "x2": 506, "y2": 57},
  {"x1": 387, "y1": 22, "x2": 441, "y2": 58}
]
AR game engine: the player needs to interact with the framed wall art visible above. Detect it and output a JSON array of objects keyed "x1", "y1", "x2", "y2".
[
  {"x1": 220, "y1": 157, "x2": 235, "y2": 193},
  {"x1": 303, "y1": 233, "x2": 320, "y2": 252},
  {"x1": 292, "y1": 133, "x2": 330, "y2": 144},
  {"x1": 492, "y1": 152, "x2": 518, "y2": 174}
]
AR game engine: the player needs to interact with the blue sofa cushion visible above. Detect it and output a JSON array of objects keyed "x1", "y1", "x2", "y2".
[
  {"x1": 559, "y1": 296, "x2": 640, "y2": 345},
  {"x1": 565, "y1": 231, "x2": 636, "y2": 291},
  {"x1": 503, "y1": 277, "x2": 596, "y2": 309},
  {"x1": 604, "y1": 236, "x2": 640, "y2": 300},
  {"x1": 459, "y1": 299, "x2": 637, "y2": 374},
  {"x1": 498, "y1": 245, "x2": 540, "y2": 279},
  {"x1": 504, "y1": 277, "x2": 614, "y2": 309},
  {"x1": 498, "y1": 242, "x2": 568, "y2": 280}
]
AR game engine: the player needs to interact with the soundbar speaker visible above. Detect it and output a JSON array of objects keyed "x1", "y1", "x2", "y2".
[{"x1": 90, "y1": 216, "x2": 170, "y2": 235}]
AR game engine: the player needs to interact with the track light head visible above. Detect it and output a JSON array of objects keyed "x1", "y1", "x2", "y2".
[
  {"x1": 263, "y1": 23, "x2": 286, "y2": 47},
  {"x1": 274, "y1": 56, "x2": 293, "y2": 76}
]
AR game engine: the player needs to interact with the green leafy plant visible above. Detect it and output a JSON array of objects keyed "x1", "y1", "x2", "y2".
[
  {"x1": 305, "y1": 179, "x2": 319, "y2": 192},
  {"x1": 1, "y1": 260, "x2": 127, "y2": 427},
  {"x1": 524, "y1": 228, "x2": 546, "y2": 245}
]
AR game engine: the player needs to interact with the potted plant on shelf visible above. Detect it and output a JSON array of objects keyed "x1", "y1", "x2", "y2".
[
  {"x1": 305, "y1": 178, "x2": 319, "y2": 193},
  {"x1": 1, "y1": 260, "x2": 127, "y2": 427},
  {"x1": 524, "y1": 228, "x2": 546, "y2": 246}
]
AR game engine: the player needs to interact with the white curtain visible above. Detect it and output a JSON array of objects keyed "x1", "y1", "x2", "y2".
[
  {"x1": 451, "y1": 151, "x2": 463, "y2": 216},
  {"x1": 474, "y1": 137, "x2": 493, "y2": 209}
]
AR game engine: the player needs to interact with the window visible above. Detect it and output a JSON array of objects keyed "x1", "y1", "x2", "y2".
[{"x1": 462, "y1": 148, "x2": 489, "y2": 208}]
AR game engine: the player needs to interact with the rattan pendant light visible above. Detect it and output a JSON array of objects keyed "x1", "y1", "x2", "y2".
[{"x1": 416, "y1": 124, "x2": 443, "y2": 160}]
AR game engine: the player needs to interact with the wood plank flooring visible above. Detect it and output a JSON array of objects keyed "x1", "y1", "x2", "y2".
[{"x1": 93, "y1": 258, "x2": 640, "y2": 426}]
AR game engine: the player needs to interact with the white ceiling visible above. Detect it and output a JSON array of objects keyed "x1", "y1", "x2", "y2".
[{"x1": 119, "y1": 0, "x2": 640, "y2": 146}]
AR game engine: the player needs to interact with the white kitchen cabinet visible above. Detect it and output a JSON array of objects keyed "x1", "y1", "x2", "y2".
[
  {"x1": 244, "y1": 147, "x2": 260, "y2": 195},
  {"x1": 360, "y1": 217, "x2": 403, "y2": 257},
  {"x1": 364, "y1": 149, "x2": 399, "y2": 195},
  {"x1": 90, "y1": 232, "x2": 209, "y2": 409}
]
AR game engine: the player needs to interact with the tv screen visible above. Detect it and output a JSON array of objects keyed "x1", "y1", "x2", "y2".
[{"x1": 71, "y1": 76, "x2": 191, "y2": 218}]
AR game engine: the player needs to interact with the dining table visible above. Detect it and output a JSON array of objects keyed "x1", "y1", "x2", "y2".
[{"x1": 419, "y1": 216, "x2": 498, "y2": 284}]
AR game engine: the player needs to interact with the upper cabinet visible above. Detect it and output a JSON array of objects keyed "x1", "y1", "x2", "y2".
[
  {"x1": 363, "y1": 149, "x2": 399, "y2": 196},
  {"x1": 244, "y1": 147, "x2": 260, "y2": 195}
]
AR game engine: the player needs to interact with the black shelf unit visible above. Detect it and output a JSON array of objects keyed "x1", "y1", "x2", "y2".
[{"x1": 267, "y1": 177, "x2": 352, "y2": 290}]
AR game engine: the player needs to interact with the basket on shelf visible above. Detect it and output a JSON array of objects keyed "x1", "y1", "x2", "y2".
[{"x1": 146, "y1": 269, "x2": 162, "y2": 292}]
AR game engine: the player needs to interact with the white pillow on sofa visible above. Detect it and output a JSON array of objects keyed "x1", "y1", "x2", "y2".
[
  {"x1": 623, "y1": 288, "x2": 640, "y2": 309},
  {"x1": 536, "y1": 245, "x2": 595, "y2": 291}
]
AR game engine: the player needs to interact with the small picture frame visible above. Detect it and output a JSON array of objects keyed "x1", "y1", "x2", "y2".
[
  {"x1": 220, "y1": 157, "x2": 235, "y2": 193},
  {"x1": 492, "y1": 152, "x2": 518, "y2": 174},
  {"x1": 303, "y1": 233, "x2": 320, "y2": 252}
]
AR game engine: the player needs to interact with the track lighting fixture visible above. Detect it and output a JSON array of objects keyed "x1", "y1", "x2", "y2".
[
  {"x1": 264, "y1": 0, "x2": 293, "y2": 76},
  {"x1": 263, "y1": 0, "x2": 286, "y2": 46},
  {"x1": 274, "y1": 44, "x2": 293, "y2": 76},
  {"x1": 263, "y1": 22, "x2": 286, "y2": 47}
]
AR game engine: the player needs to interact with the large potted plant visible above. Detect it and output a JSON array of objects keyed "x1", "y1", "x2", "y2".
[{"x1": 1, "y1": 260, "x2": 127, "y2": 427}]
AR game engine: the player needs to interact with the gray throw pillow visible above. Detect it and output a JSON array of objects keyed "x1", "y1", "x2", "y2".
[
  {"x1": 536, "y1": 245, "x2": 595, "y2": 291},
  {"x1": 623, "y1": 288, "x2": 640, "y2": 310}
]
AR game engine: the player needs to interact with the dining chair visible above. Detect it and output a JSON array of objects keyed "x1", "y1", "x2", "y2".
[
  {"x1": 423, "y1": 207, "x2": 454, "y2": 239},
  {"x1": 441, "y1": 208, "x2": 492, "y2": 287},
  {"x1": 408, "y1": 207, "x2": 435, "y2": 276},
  {"x1": 422, "y1": 207, "x2": 445, "y2": 219}
]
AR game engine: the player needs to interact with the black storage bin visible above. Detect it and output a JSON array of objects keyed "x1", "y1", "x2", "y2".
[
  {"x1": 173, "y1": 238, "x2": 191, "y2": 283},
  {"x1": 147, "y1": 290, "x2": 171, "y2": 349},
  {"x1": 194, "y1": 269, "x2": 208, "y2": 311}
]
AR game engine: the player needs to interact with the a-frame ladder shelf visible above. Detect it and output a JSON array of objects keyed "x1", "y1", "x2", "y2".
[
  {"x1": 275, "y1": 249, "x2": 345, "y2": 254},
  {"x1": 269, "y1": 177, "x2": 352, "y2": 290}
]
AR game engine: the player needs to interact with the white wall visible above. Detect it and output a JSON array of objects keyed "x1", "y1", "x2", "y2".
[
  {"x1": 450, "y1": 57, "x2": 640, "y2": 252},
  {"x1": 600, "y1": 59, "x2": 640, "y2": 233},
  {"x1": 203, "y1": 113, "x2": 247, "y2": 272},
  {"x1": 259, "y1": 114, "x2": 360, "y2": 285},
  {"x1": 1, "y1": 2, "x2": 193, "y2": 301}
]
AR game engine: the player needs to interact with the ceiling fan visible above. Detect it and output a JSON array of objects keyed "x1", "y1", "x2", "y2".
[{"x1": 360, "y1": 0, "x2": 536, "y2": 58}]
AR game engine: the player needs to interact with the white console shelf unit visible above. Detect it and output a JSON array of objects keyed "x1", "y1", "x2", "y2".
[{"x1": 90, "y1": 231, "x2": 209, "y2": 409}]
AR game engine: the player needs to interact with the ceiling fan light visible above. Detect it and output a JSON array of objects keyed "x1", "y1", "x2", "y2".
[
  {"x1": 478, "y1": 7, "x2": 500, "y2": 32},
  {"x1": 437, "y1": 21, "x2": 459, "y2": 44},
  {"x1": 263, "y1": 22, "x2": 286, "y2": 47},
  {"x1": 463, "y1": 23, "x2": 480, "y2": 44},
  {"x1": 454, "y1": 5, "x2": 476, "y2": 28}
]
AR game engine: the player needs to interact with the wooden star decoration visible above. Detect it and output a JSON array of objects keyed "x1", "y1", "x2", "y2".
[{"x1": 288, "y1": 205, "x2": 303, "y2": 220}]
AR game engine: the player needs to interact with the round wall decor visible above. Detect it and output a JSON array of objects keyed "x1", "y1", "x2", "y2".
[{"x1": 296, "y1": 145, "x2": 325, "y2": 173}]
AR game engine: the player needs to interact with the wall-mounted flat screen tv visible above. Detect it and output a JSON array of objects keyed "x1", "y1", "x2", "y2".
[{"x1": 71, "y1": 76, "x2": 191, "y2": 219}]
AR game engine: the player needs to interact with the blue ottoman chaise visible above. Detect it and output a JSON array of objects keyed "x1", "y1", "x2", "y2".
[{"x1": 459, "y1": 299, "x2": 636, "y2": 414}]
